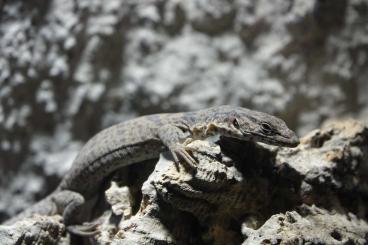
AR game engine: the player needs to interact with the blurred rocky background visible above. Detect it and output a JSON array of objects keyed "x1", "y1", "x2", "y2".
[{"x1": 0, "y1": 0, "x2": 367, "y2": 223}]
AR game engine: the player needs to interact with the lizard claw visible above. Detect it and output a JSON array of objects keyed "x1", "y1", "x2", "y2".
[
  {"x1": 170, "y1": 145, "x2": 197, "y2": 169},
  {"x1": 67, "y1": 222, "x2": 100, "y2": 237}
]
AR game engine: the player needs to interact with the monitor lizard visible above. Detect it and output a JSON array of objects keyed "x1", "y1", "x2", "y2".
[{"x1": 2, "y1": 105, "x2": 299, "y2": 235}]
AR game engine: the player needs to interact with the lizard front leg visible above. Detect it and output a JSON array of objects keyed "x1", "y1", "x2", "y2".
[{"x1": 157, "y1": 124, "x2": 197, "y2": 168}]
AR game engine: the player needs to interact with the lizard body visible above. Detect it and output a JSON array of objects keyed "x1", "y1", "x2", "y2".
[{"x1": 3, "y1": 106, "x2": 299, "y2": 234}]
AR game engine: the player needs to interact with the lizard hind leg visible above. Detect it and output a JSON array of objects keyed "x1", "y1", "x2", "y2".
[{"x1": 51, "y1": 190, "x2": 100, "y2": 236}]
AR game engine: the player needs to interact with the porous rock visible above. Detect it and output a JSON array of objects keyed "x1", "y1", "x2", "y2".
[
  {"x1": 97, "y1": 119, "x2": 368, "y2": 244},
  {"x1": 1, "y1": 0, "x2": 368, "y2": 221},
  {"x1": 0, "y1": 215, "x2": 66, "y2": 244},
  {"x1": 1, "y1": 119, "x2": 367, "y2": 244}
]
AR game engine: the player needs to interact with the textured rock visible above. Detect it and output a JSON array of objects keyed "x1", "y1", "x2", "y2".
[
  {"x1": 1, "y1": 0, "x2": 368, "y2": 221},
  {"x1": 95, "y1": 119, "x2": 367, "y2": 244},
  {"x1": 0, "y1": 215, "x2": 66, "y2": 244},
  {"x1": 1, "y1": 0, "x2": 368, "y2": 243},
  {"x1": 242, "y1": 205, "x2": 368, "y2": 245},
  {"x1": 3, "y1": 119, "x2": 365, "y2": 244},
  {"x1": 276, "y1": 119, "x2": 368, "y2": 208}
]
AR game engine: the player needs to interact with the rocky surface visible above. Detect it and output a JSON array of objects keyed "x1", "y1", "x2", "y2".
[
  {"x1": 0, "y1": 215, "x2": 66, "y2": 244},
  {"x1": 242, "y1": 205, "x2": 368, "y2": 245},
  {"x1": 1, "y1": 0, "x2": 368, "y2": 244},
  {"x1": 1, "y1": 119, "x2": 367, "y2": 244},
  {"x1": 1, "y1": 0, "x2": 368, "y2": 222}
]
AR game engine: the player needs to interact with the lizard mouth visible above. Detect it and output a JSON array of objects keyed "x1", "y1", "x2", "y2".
[{"x1": 241, "y1": 130, "x2": 299, "y2": 147}]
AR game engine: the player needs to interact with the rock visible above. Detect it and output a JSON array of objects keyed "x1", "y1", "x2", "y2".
[
  {"x1": 2, "y1": 119, "x2": 368, "y2": 244},
  {"x1": 1, "y1": 0, "x2": 368, "y2": 221},
  {"x1": 0, "y1": 215, "x2": 66, "y2": 244},
  {"x1": 2, "y1": 119, "x2": 362, "y2": 244},
  {"x1": 100, "y1": 119, "x2": 366, "y2": 244},
  {"x1": 242, "y1": 205, "x2": 368, "y2": 245},
  {"x1": 277, "y1": 119, "x2": 368, "y2": 206},
  {"x1": 106, "y1": 183, "x2": 134, "y2": 218}
]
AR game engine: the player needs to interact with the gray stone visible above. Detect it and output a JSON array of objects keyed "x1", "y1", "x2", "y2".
[{"x1": 1, "y1": 119, "x2": 367, "y2": 244}]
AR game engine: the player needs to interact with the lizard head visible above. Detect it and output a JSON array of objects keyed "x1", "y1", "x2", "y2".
[{"x1": 204, "y1": 106, "x2": 299, "y2": 147}]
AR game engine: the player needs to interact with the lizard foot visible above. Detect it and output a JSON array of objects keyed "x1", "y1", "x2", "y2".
[
  {"x1": 67, "y1": 221, "x2": 100, "y2": 237},
  {"x1": 170, "y1": 145, "x2": 197, "y2": 169}
]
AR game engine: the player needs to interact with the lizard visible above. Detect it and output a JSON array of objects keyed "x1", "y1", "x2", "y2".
[{"x1": 2, "y1": 105, "x2": 299, "y2": 235}]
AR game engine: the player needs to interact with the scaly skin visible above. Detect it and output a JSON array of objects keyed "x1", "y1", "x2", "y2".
[{"x1": 3, "y1": 106, "x2": 299, "y2": 235}]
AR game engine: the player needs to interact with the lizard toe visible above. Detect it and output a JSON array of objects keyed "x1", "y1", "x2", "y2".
[
  {"x1": 67, "y1": 222, "x2": 100, "y2": 237},
  {"x1": 171, "y1": 147, "x2": 197, "y2": 169}
]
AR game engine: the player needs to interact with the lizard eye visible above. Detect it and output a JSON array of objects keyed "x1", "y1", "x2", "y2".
[
  {"x1": 232, "y1": 118, "x2": 240, "y2": 128},
  {"x1": 261, "y1": 123, "x2": 274, "y2": 135}
]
